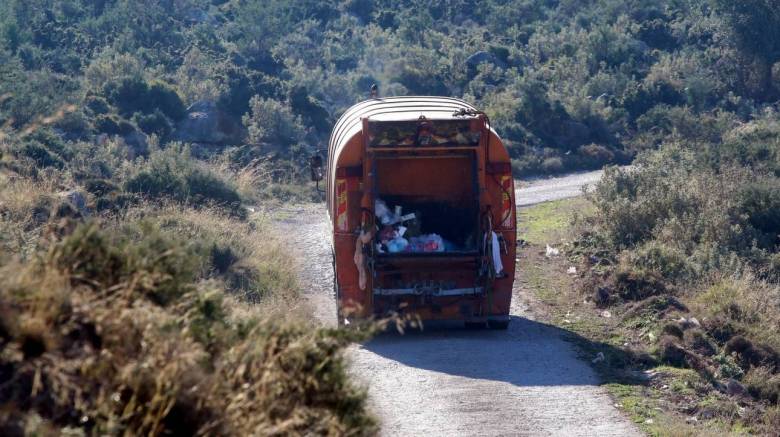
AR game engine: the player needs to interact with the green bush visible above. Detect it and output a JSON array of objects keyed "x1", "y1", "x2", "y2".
[
  {"x1": 103, "y1": 77, "x2": 185, "y2": 121},
  {"x1": 103, "y1": 76, "x2": 149, "y2": 116},
  {"x1": 541, "y1": 157, "x2": 564, "y2": 173},
  {"x1": 124, "y1": 147, "x2": 243, "y2": 214},
  {"x1": 738, "y1": 180, "x2": 780, "y2": 249},
  {"x1": 243, "y1": 96, "x2": 305, "y2": 153},
  {"x1": 17, "y1": 141, "x2": 64, "y2": 169},
  {"x1": 134, "y1": 109, "x2": 173, "y2": 138},
  {"x1": 744, "y1": 367, "x2": 780, "y2": 404},
  {"x1": 628, "y1": 242, "x2": 693, "y2": 282},
  {"x1": 184, "y1": 169, "x2": 241, "y2": 206},
  {"x1": 53, "y1": 223, "x2": 196, "y2": 305},
  {"x1": 147, "y1": 82, "x2": 187, "y2": 121},
  {"x1": 84, "y1": 95, "x2": 111, "y2": 115},
  {"x1": 94, "y1": 114, "x2": 135, "y2": 136},
  {"x1": 612, "y1": 264, "x2": 668, "y2": 301}
]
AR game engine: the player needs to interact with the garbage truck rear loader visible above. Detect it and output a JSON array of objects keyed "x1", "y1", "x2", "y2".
[{"x1": 319, "y1": 97, "x2": 516, "y2": 329}]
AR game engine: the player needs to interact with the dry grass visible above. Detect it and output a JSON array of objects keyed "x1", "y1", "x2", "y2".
[
  {"x1": 0, "y1": 126, "x2": 373, "y2": 435},
  {"x1": 121, "y1": 205, "x2": 300, "y2": 304},
  {"x1": 0, "y1": 173, "x2": 58, "y2": 262},
  {"x1": 0, "y1": 222, "x2": 376, "y2": 436},
  {"x1": 690, "y1": 272, "x2": 780, "y2": 352}
]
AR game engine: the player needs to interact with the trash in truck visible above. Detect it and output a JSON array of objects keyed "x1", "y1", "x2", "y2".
[
  {"x1": 375, "y1": 199, "x2": 416, "y2": 226},
  {"x1": 409, "y1": 234, "x2": 445, "y2": 253},
  {"x1": 374, "y1": 198, "x2": 458, "y2": 253}
]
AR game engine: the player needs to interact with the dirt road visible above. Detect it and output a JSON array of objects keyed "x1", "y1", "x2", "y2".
[
  {"x1": 275, "y1": 169, "x2": 641, "y2": 436},
  {"x1": 515, "y1": 169, "x2": 604, "y2": 207}
]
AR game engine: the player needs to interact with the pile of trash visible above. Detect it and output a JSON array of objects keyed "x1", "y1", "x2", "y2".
[{"x1": 374, "y1": 199, "x2": 454, "y2": 254}]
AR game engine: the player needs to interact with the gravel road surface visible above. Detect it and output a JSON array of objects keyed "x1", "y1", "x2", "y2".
[
  {"x1": 515, "y1": 170, "x2": 604, "y2": 207},
  {"x1": 274, "y1": 170, "x2": 640, "y2": 437}
]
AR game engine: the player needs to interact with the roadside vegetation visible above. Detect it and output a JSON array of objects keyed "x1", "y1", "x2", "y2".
[
  {"x1": 0, "y1": 132, "x2": 377, "y2": 434},
  {"x1": 578, "y1": 120, "x2": 780, "y2": 434},
  {"x1": 520, "y1": 111, "x2": 780, "y2": 435}
]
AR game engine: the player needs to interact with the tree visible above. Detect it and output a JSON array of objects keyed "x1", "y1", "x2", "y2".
[
  {"x1": 242, "y1": 96, "x2": 305, "y2": 154},
  {"x1": 712, "y1": 0, "x2": 780, "y2": 99}
]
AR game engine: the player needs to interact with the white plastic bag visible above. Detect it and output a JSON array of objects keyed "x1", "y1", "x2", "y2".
[
  {"x1": 491, "y1": 232, "x2": 504, "y2": 275},
  {"x1": 375, "y1": 199, "x2": 392, "y2": 225}
]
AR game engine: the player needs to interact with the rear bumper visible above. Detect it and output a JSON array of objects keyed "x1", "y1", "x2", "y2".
[
  {"x1": 373, "y1": 286, "x2": 483, "y2": 297},
  {"x1": 370, "y1": 292, "x2": 510, "y2": 322}
]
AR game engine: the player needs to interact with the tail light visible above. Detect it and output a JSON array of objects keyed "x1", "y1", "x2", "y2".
[
  {"x1": 487, "y1": 162, "x2": 514, "y2": 229},
  {"x1": 500, "y1": 174, "x2": 513, "y2": 228}
]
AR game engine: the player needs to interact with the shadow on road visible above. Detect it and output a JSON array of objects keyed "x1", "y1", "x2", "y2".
[{"x1": 361, "y1": 315, "x2": 647, "y2": 388}]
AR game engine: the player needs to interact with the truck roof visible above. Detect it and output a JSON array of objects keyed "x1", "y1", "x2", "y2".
[{"x1": 327, "y1": 96, "x2": 478, "y2": 162}]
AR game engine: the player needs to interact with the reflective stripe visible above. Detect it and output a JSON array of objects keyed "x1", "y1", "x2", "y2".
[{"x1": 336, "y1": 179, "x2": 348, "y2": 231}]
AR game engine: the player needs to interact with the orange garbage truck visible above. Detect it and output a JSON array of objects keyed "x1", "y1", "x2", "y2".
[{"x1": 312, "y1": 96, "x2": 516, "y2": 329}]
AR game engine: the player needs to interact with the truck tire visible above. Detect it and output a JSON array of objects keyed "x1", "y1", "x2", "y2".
[
  {"x1": 464, "y1": 321, "x2": 486, "y2": 329},
  {"x1": 488, "y1": 319, "x2": 510, "y2": 330}
]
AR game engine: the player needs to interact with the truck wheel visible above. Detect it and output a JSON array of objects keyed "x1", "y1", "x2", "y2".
[
  {"x1": 488, "y1": 319, "x2": 510, "y2": 330},
  {"x1": 464, "y1": 321, "x2": 486, "y2": 329}
]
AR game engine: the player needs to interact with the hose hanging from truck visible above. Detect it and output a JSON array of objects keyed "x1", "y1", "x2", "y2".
[{"x1": 481, "y1": 208, "x2": 496, "y2": 315}]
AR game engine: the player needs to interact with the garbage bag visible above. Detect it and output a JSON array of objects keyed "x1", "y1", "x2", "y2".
[
  {"x1": 409, "y1": 234, "x2": 445, "y2": 253},
  {"x1": 387, "y1": 237, "x2": 409, "y2": 253},
  {"x1": 375, "y1": 199, "x2": 392, "y2": 225}
]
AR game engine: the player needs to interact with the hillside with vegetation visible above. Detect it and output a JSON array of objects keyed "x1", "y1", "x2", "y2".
[
  {"x1": 3, "y1": 0, "x2": 780, "y2": 176},
  {"x1": 2, "y1": 0, "x2": 780, "y2": 435}
]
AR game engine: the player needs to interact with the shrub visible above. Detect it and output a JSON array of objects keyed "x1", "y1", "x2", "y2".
[
  {"x1": 628, "y1": 242, "x2": 693, "y2": 282},
  {"x1": 589, "y1": 149, "x2": 769, "y2": 262},
  {"x1": 52, "y1": 223, "x2": 197, "y2": 304},
  {"x1": 612, "y1": 263, "x2": 668, "y2": 301},
  {"x1": 659, "y1": 335, "x2": 688, "y2": 367},
  {"x1": 541, "y1": 156, "x2": 564, "y2": 173},
  {"x1": 84, "y1": 95, "x2": 110, "y2": 114},
  {"x1": 184, "y1": 168, "x2": 242, "y2": 207},
  {"x1": 744, "y1": 367, "x2": 780, "y2": 404},
  {"x1": 17, "y1": 141, "x2": 64, "y2": 169},
  {"x1": 725, "y1": 336, "x2": 780, "y2": 372},
  {"x1": 94, "y1": 114, "x2": 136, "y2": 136},
  {"x1": 129, "y1": 206, "x2": 298, "y2": 302},
  {"x1": 124, "y1": 147, "x2": 243, "y2": 214},
  {"x1": 738, "y1": 180, "x2": 780, "y2": 249},
  {"x1": 0, "y1": 222, "x2": 376, "y2": 435},
  {"x1": 576, "y1": 143, "x2": 616, "y2": 168},
  {"x1": 27, "y1": 128, "x2": 72, "y2": 160},
  {"x1": 103, "y1": 76, "x2": 150, "y2": 116},
  {"x1": 133, "y1": 109, "x2": 173, "y2": 138},
  {"x1": 684, "y1": 329, "x2": 716, "y2": 356},
  {"x1": 146, "y1": 82, "x2": 186, "y2": 121},
  {"x1": 243, "y1": 96, "x2": 305, "y2": 153},
  {"x1": 83, "y1": 178, "x2": 118, "y2": 196},
  {"x1": 661, "y1": 322, "x2": 684, "y2": 339},
  {"x1": 103, "y1": 77, "x2": 186, "y2": 121},
  {"x1": 125, "y1": 165, "x2": 185, "y2": 198}
]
